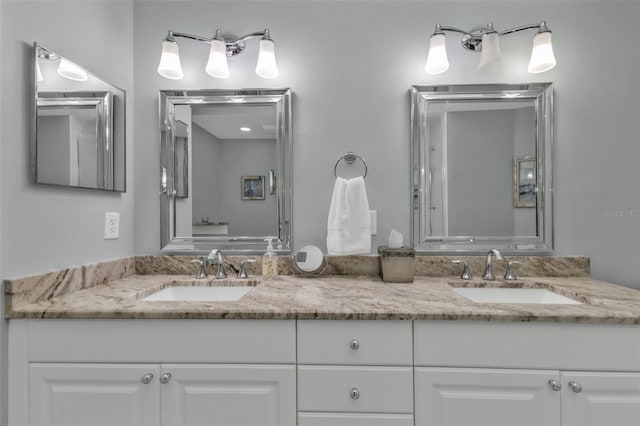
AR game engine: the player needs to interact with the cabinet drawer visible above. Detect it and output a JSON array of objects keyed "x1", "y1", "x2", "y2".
[
  {"x1": 298, "y1": 366, "x2": 413, "y2": 413},
  {"x1": 297, "y1": 320, "x2": 412, "y2": 365},
  {"x1": 414, "y1": 321, "x2": 640, "y2": 370},
  {"x1": 298, "y1": 412, "x2": 414, "y2": 426},
  {"x1": 26, "y1": 319, "x2": 296, "y2": 363}
]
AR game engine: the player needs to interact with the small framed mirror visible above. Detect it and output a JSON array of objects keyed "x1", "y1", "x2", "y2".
[
  {"x1": 160, "y1": 89, "x2": 292, "y2": 254},
  {"x1": 411, "y1": 83, "x2": 553, "y2": 254},
  {"x1": 32, "y1": 43, "x2": 126, "y2": 192}
]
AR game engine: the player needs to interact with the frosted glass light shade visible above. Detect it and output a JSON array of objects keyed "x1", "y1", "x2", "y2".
[
  {"x1": 205, "y1": 38, "x2": 230, "y2": 79},
  {"x1": 478, "y1": 32, "x2": 501, "y2": 70},
  {"x1": 424, "y1": 33, "x2": 449, "y2": 75},
  {"x1": 255, "y1": 38, "x2": 279, "y2": 79},
  {"x1": 157, "y1": 40, "x2": 184, "y2": 79},
  {"x1": 57, "y1": 58, "x2": 87, "y2": 81},
  {"x1": 527, "y1": 31, "x2": 556, "y2": 73}
]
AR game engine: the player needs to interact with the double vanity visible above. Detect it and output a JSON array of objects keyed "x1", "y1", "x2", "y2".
[{"x1": 5, "y1": 256, "x2": 640, "y2": 426}]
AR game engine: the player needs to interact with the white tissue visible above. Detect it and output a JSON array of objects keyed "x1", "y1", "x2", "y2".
[{"x1": 388, "y1": 229, "x2": 403, "y2": 248}]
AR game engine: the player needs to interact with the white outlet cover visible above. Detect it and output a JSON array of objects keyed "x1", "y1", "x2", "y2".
[
  {"x1": 104, "y1": 212, "x2": 120, "y2": 239},
  {"x1": 370, "y1": 210, "x2": 377, "y2": 235}
]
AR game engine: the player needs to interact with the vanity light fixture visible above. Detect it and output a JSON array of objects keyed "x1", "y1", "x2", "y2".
[
  {"x1": 157, "y1": 29, "x2": 279, "y2": 79},
  {"x1": 424, "y1": 21, "x2": 556, "y2": 75},
  {"x1": 37, "y1": 48, "x2": 88, "y2": 82},
  {"x1": 57, "y1": 58, "x2": 88, "y2": 81}
]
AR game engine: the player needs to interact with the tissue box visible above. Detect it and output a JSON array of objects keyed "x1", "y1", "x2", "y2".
[{"x1": 378, "y1": 246, "x2": 416, "y2": 283}]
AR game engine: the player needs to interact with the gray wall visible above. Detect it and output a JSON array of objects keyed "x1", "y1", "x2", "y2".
[
  {"x1": 448, "y1": 110, "x2": 516, "y2": 236},
  {"x1": 191, "y1": 123, "x2": 223, "y2": 225},
  {"x1": 0, "y1": 1, "x2": 134, "y2": 421},
  {"x1": 133, "y1": 0, "x2": 640, "y2": 288},
  {"x1": 0, "y1": 0, "x2": 135, "y2": 280}
]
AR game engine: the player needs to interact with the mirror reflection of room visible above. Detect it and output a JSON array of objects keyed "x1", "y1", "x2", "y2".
[
  {"x1": 34, "y1": 44, "x2": 126, "y2": 192},
  {"x1": 173, "y1": 104, "x2": 278, "y2": 239},
  {"x1": 427, "y1": 100, "x2": 537, "y2": 238}
]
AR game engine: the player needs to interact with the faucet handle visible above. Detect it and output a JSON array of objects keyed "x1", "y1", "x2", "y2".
[
  {"x1": 504, "y1": 261, "x2": 522, "y2": 281},
  {"x1": 191, "y1": 258, "x2": 208, "y2": 279},
  {"x1": 237, "y1": 259, "x2": 257, "y2": 279},
  {"x1": 451, "y1": 260, "x2": 473, "y2": 280}
]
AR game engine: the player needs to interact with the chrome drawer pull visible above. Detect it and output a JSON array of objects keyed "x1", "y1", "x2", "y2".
[
  {"x1": 160, "y1": 373, "x2": 172, "y2": 384},
  {"x1": 350, "y1": 388, "x2": 360, "y2": 399},
  {"x1": 141, "y1": 373, "x2": 154, "y2": 384},
  {"x1": 350, "y1": 339, "x2": 360, "y2": 350},
  {"x1": 548, "y1": 379, "x2": 561, "y2": 391},
  {"x1": 568, "y1": 381, "x2": 582, "y2": 393}
]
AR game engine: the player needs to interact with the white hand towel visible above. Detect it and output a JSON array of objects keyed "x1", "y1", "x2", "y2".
[{"x1": 327, "y1": 176, "x2": 371, "y2": 255}]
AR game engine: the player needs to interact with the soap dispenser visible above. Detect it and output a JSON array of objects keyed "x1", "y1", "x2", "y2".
[{"x1": 262, "y1": 238, "x2": 278, "y2": 276}]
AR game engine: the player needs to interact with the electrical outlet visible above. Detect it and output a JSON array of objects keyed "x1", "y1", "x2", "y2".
[
  {"x1": 104, "y1": 212, "x2": 120, "y2": 240},
  {"x1": 370, "y1": 210, "x2": 377, "y2": 235}
]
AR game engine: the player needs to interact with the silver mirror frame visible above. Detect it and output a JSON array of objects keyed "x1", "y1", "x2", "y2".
[
  {"x1": 159, "y1": 88, "x2": 293, "y2": 254},
  {"x1": 410, "y1": 83, "x2": 553, "y2": 254},
  {"x1": 32, "y1": 43, "x2": 126, "y2": 192}
]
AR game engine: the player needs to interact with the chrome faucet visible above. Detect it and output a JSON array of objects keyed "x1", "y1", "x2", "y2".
[
  {"x1": 207, "y1": 249, "x2": 227, "y2": 279},
  {"x1": 482, "y1": 249, "x2": 503, "y2": 280}
]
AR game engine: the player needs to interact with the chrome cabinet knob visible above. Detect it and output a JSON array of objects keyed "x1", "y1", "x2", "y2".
[
  {"x1": 350, "y1": 388, "x2": 360, "y2": 399},
  {"x1": 160, "y1": 373, "x2": 172, "y2": 384},
  {"x1": 568, "y1": 381, "x2": 582, "y2": 393},
  {"x1": 350, "y1": 339, "x2": 360, "y2": 350},
  {"x1": 548, "y1": 379, "x2": 561, "y2": 391},
  {"x1": 141, "y1": 373, "x2": 154, "y2": 384}
]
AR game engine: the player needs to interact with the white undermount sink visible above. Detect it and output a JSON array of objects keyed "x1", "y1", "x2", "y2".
[
  {"x1": 142, "y1": 286, "x2": 254, "y2": 302},
  {"x1": 452, "y1": 287, "x2": 582, "y2": 305}
]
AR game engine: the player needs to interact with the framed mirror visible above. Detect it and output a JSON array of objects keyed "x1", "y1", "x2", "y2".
[
  {"x1": 160, "y1": 89, "x2": 292, "y2": 254},
  {"x1": 411, "y1": 83, "x2": 553, "y2": 254},
  {"x1": 32, "y1": 43, "x2": 126, "y2": 192}
]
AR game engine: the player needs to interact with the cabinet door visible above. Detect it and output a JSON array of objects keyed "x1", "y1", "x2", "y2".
[
  {"x1": 29, "y1": 363, "x2": 160, "y2": 426},
  {"x1": 561, "y1": 371, "x2": 640, "y2": 426},
  {"x1": 161, "y1": 364, "x2": 296, "y2": 426},
  {"x1": 415, "y1": 367, "x2": 561, "y2": 426}
]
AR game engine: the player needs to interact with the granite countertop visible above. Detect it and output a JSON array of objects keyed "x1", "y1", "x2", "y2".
[{"x1": 6, "y1": 274, "x2": 640, "y2": 323}]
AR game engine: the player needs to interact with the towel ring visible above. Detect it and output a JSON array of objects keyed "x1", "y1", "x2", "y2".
[{"x1": 334, "y1": 152, "x2": 368, "y2": 179}]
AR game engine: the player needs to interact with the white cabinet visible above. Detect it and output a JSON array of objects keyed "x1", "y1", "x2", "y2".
[
  {"x1": 297, "y1": 320, "x2": 414, "y2": 424},
  {"x1": 413, "y1": 322, "x2": 640, "y2": 426},
  {"x1": 10, "y1": 318, "x2": 640, "y2": 426},
  {"x1": 561, "y1": 371, "x2": 640, "y2": 426},
  {"x1": 161, "y1": 364, "x2": 296, "y2": 426},
  {"x1": 29, "y1": 363, "x2": 160, "y2": 426},
  {"x1": 415, "y1": 367, "x2": 561, "y2": 426},
  {"x1": 28, "y1": 363, "x2": 296, "y2": 426},
  {"x1": 11, "y1": 320, "x2": 296, "y2": 426}
]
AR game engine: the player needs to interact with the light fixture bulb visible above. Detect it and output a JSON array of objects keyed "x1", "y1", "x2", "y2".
[
  {"x1": 255, "y1": 33, "x2": 279, "y2": 79},
  {"x1": 527, "y1": 30, "x2": 556, "y2": 73},
  {"x1": 36, "y1": 60, "x2": 44, "y2": 82},
  {"x1": 205, "y1": 37, "x2": 230, "y2": 79},
  {"x1": 424, "y1": 32, "x2": 449, "y2": 75},
  {"x1": 57, "y1": 58, "x2": 88, "y2": 82},
  {"x1": 240, "y1": 127, "x2": 251, "y2": 132},
  {"x1": 157, "y1": 38, "x2": 184, "y2": 80},
  {"x1": 478, "y1": 27, "x2": 501, "y2": 70}
]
